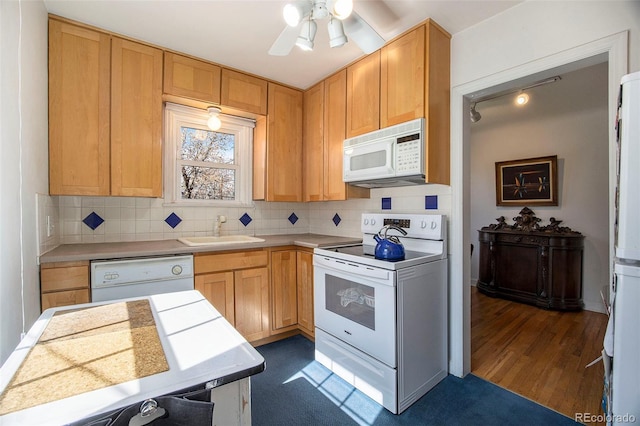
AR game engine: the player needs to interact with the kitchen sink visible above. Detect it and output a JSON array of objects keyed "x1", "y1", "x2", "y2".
[{"x1": 178, "y1": 235, "x2": 265, "y2": 246}]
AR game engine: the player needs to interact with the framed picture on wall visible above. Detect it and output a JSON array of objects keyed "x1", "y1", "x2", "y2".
[{"x1": 495, "y1": 155, "x2": 558, "y2": 206}]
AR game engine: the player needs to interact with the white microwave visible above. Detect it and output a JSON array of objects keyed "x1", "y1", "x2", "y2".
[{"x1": 343, "y1": 118, "x2": 425, "y2": 188}]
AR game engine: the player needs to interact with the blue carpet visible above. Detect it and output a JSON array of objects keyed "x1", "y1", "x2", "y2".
[{"x1": 251, "y1": 334, "x2": 579, "y2": 425}]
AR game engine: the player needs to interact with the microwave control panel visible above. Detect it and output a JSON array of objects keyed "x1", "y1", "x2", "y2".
[{"x1": 395, "y1": 133, "x2": 422, "y2": 174}]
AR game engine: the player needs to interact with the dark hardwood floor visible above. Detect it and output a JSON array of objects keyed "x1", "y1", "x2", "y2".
[{"x1": 471, "y1": 286, "x2": 608, "y2": 422}]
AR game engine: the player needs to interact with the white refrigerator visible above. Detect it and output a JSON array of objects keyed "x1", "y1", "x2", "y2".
[{"x1": 610, "y1": 70, "x2": 640, "y2": 424}]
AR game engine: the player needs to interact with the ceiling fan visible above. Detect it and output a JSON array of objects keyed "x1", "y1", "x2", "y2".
[{"x1": 269, "y1": 0, "x2": 385, "y2": 56}]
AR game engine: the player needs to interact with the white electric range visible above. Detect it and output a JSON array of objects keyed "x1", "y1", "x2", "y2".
[{"x1": 313, "y1": 213, "x2": 448, "y2": 414}]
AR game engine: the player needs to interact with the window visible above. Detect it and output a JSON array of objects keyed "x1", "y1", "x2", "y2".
[{"x1": 164, "y1": 103, "x2": 254, "y2": 206}]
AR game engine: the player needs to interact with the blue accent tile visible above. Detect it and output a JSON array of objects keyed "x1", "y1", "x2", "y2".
[
  {"x1": 425, "y1": 195, "x2": 438, "y2": 210},
  {"x1": 288, "y1": 212, "x2": 299, "y2": 225},
  {"x1": 332, "y1": 213, "x2": 341, "y2": 226},
  {"x1": 382, "y1": 197, "x2": 392, "y2": 210},
  {"x1": 165, "y1": 212, "x2": 182, "y2": 229},
  {"x1": 82, "y1": 212, "x2": 104, "y2": 230},
  {"x1": 239, "y1": 213, "x2": 253, "y2": 227}
]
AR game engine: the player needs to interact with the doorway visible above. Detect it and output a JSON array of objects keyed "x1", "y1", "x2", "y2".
[{"x1": 447, "y1": 31, "x2": 628, "y2": 381}]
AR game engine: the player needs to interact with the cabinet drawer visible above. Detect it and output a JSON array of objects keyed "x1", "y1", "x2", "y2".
[
  {"x1": 41, "y1": 289, "x2": 90, "y2": 311},
  {"x1": 195, "y1": 250, "x2": 268, "y2": 274},
  {"x1": 41, "y1": 264, "x2": 89, "y2": 292}
]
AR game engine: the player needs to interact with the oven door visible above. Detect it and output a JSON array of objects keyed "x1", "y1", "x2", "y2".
[
  {"x1": 343, "y1": 138, "x2": 394, "y2": 182},
  {"x1": 313, "y1": 254, "x2": 397, "y2": 367}
]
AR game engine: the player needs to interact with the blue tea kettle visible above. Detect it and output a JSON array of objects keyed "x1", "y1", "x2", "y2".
[{"x1": 373, "y1": 225, "x2": 407, "y2": 260}]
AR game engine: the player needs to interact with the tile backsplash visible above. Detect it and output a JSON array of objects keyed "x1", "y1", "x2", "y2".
[{"x1": 40, "y1": 185, "x2": 451, "y2": 249}]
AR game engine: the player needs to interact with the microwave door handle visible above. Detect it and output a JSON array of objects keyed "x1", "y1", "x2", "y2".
[{"x1": 315, "y1": 256, "x2": 391, "y2": 281}]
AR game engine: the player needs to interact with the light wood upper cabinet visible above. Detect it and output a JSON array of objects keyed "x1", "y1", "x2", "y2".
[
  {"x1": 302, "y1": 81, "x2": 325, "y2": 202},
  {"x1": 111, "y1": 37, "x2": 163, "y2": 197},
  {"x1": 49, "y1": 19, "x2": 164, "y2": 197},
  {"x1": 163, "y1": 52, "x2": 221, "y2": 104},
  {"x1": 48, "y1": 20, "x2": 111, "y2": 196},
  {"x1": 221, "y1": 69, "x2": 268, "y2": 115},
  {"x1": 254, "y1": 82, "x2": 303, "y2": 202},
  {"x1": 380, "y1": 25, "x2": 425, "y2": 127},
  {"x1": 346, "y1": 51, "x2": 380, "y2": 138},
  {"x1": 303, "y1": 71, "x2": 369, "y2": 201},
  {"x1": 381, "y1": 21, "x2": 451, "y2": 184}
]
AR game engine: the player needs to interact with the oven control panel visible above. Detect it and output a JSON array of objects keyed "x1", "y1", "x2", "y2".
[
  {"x1": 383, "y1": 218, "x2": 411, "y2": 228},
  {"x1": 361, "y1": 213, "x2": 445, "y2": 240}
]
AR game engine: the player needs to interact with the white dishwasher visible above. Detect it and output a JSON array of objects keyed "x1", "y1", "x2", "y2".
[{"x1": 91, "y1": 255, "x2": 194, "y2": 302}]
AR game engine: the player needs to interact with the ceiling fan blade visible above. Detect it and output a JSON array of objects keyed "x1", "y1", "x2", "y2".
[
  {"x1": 268, "y1": 24, "x2": 300, "y2": 56},
  {"x1": 342, "y1": 10, "x2": 385, "y2": 54}
]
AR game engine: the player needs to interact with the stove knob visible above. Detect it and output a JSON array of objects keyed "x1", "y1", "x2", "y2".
[
  {"x1": 363, "y1": 218, "x2": 369, "y2": 225},
  {"x1": 370, "y1": 219, "x2": 376, "y2": 226},
  {"x1": 421, "y1": 220, "x2": 427, "y2": 228},
  {"x1": 172, "y1": 265, "x2": 183, "y2": 275}
]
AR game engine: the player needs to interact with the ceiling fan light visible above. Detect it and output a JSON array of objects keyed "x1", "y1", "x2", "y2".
[
  {"x1": 207, "y1": 106, "x2": 222, "y2": 130},
  {"x1": 328, "y1": 18, "x2": 347, "y2": 48},
  {"x1": 331, "y1": 0, "x2": 353, "y2": 20},
  {"x1": 296, "y1": 19, "x2": 317, "y2": 51},
  {"x1": 283, "y1": 1, "x2": 312, "y2": 27}
]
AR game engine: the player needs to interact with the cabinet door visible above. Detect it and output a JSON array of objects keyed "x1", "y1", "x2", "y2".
[
  {"x1": 323, "y1": 71, "x2": 345, "y2": 200},
  {"x1": 48, "y1": 20, "x2": 110, "y2": 196},
  {"x1": 266, "y1": 83, "x2": 303, "y2": 201},
  {"x1": 346, "y1": 52, "x2": 380, "y2": 138},
  {"x1": 111, "y1": 37, "x2": 163, "y2": 197},
  {"x1": 271, "y1": 250, "x2": 298, "y2": 331},
  {"x1": 234, "y1": 267, "x2": 270, "y2": 341},
  {"x1": 302, "y1": 81, "x2": 324, "y2": 202},
  {"x1": 423, "y1": 20, "x2": 451, "y2": 185},
  {"x1": 41, "y1": 289, "x2": 90, "y2": 311},
  {"x1": 380, "y1": 26, "x2": 425, "y2": 128},
  {"x1": 296, "y1": 251, "x2": 314, "y2": 336},
  {"x1": 195, "y1": 272, "x2": 235, "y2": 325},
  {"x1": 163, "y1": 52, "x2": 221, "y2": 104},
  {"x1": 221, "y1": 69, "x2": 268, "y2": 115}
]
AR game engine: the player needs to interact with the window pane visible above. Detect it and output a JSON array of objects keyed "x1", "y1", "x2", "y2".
[
  {"x1": 181, "y1": 127, "x2": 235, "y2": 164},
  {"x1": 181, "y1": 166, "x2": 236, "y2": 200}
]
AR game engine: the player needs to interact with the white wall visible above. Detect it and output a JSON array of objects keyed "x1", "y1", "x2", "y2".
[
  {"x1": 470, "y1": 62, "x2": 609, "y2": 313},
  {"x1": 0, "y1": 0, "x2": 49, "y2": 364},
  {"x1": 449, "y1": 0, "x2": 640, "y2": 377}
]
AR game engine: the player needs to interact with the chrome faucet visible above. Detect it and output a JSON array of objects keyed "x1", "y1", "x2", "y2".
[{"x1": 213, "y1": 215, "x2": 227, "y2": 237}]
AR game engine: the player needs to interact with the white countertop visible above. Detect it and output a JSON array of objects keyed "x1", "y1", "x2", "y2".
[{"x1": 0, "y1": 291, "x2": 265, "y2": 426}]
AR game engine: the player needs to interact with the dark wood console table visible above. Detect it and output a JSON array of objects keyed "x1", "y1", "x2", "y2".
[{"x1": 477, "y1": 208, "x2": 584, "y2": 311}]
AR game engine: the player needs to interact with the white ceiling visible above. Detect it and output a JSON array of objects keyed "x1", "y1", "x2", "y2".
[{"x1": 43, "y1": 0, "x2": 522, "y2": 90}]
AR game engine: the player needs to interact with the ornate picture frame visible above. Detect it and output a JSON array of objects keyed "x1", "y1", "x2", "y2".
[{"x1": 495, "y1": 155, "x2": 558, "y2": 206}]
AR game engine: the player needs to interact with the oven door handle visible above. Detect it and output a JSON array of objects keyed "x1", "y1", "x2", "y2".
[{"x1": 314, "y1": 256, "x2": 392, "y2": 281}]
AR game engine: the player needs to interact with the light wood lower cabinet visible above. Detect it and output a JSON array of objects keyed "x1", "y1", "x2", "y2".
[
  {"x1": 270, "y1": 247, "x2": 314, "y2": 337},
  {"x1": 196, "y1": 247, "x2": 315, "y2": 343},
  {"x1": 195, "y1": 250, "x2": 270, "y2": 342},
  {"x1": 271, "y1": 249, "x2": 298, "y2": 332},
  {"x1": 296, "y1": 250, "x2": 314, "y2": 337},
  {"x1": 40, "y1": 261, "x2": 90, "y2": 311},
  {"x1": 195, "y1": 271, "x2": 235, "y2": 325}
]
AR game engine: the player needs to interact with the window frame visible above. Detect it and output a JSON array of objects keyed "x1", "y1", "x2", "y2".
[{"x1": 164, "y1": 103, "x2": 255, "y2": 207}]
